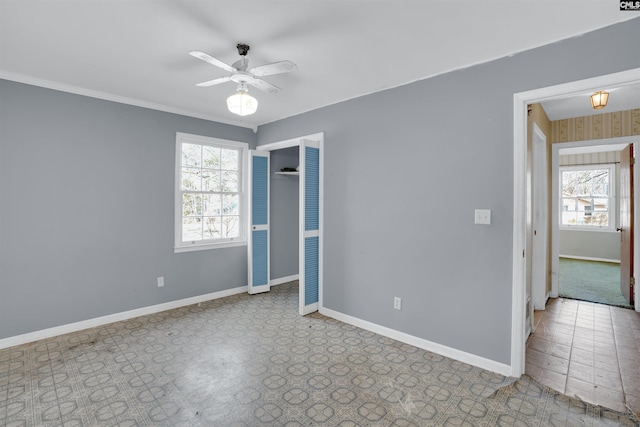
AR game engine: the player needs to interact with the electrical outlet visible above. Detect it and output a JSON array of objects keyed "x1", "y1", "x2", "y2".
[
  {"x1": 394, "y1": 297, "x2": 402, "y2": 310},
  {"x1": 157, "y1": 276, "x2": 164, "y2": 287}
]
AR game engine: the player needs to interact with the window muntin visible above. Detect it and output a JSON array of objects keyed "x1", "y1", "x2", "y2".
[
  {"x1": 560, "y1": 165, "x2": 614, "y2": 230},
  {"x1": 175, "y1": 134, "x2": 247, "y2": 251}
]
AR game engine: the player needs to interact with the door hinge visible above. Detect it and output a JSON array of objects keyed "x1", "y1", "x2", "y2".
[
  {"x1": 631, "y1": 277, "x2": 635, "y2": 287},
  {"x1": 523, "y1": 250, "x2": 525, "y2": 258}
]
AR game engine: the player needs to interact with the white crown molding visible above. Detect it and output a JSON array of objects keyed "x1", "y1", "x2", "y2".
[{"x1": 0, "y1": 71, "x2": 257, "y2": 131}]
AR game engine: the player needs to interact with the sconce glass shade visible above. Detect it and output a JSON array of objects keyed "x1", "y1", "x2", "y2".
[
  {"x1": 590, "y1": 91, "x2": 609, "y2": 110},
  {"x1": 227, "y1": 90, "x2": 258, "y2": 116}
]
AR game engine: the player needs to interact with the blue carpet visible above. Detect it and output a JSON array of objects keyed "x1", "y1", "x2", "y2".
[{"x1": 558, "y1": 258, "x2": 633, "y2": 309}]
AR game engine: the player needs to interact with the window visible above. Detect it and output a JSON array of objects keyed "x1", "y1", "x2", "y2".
[
  {"x1": 175, "y1": 133, "x2": 248, "y2": 252},
  {"x1": 560, "y1": 165, "x2": 614, "y2": 230}
]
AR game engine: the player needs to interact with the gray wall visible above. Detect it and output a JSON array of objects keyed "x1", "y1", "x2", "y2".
[
  {"x1": 0, "y1": 80, "x2": 256, "y2": 339},
  {"x1": 270, "y1": 147, "x2": 300, "y2": 279},
  {"x1": 559, "y1": 230, "x2": 620, "y2": 261},
  {"x1": 257, "y1": 18, "x2": 640, "y2": 365}
]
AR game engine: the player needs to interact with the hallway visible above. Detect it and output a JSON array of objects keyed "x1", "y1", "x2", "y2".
[{"x1": 526, "y1": 298, "x2": 640, "y2": 415}]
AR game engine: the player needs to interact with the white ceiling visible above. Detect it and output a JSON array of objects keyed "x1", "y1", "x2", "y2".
[
  {"x1": 541, "y1": 82, "x2": 640, "y2": 121},
  {"x1": 1, "y1": 1, "x2": 637, "y2": 130}
]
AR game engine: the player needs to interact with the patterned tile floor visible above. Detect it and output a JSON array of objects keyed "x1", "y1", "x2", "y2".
[
  {"x1": 1, "y1": 282, "x2": 639, "y2": 426},
  {"x1": 526, "y1": 298, "x2": 640, "y2": 415}
]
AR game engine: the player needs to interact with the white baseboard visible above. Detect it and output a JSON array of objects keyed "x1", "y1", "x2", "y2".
[
  {"x1": 270, "y1": 274, "x2": 299, "y2": 286},
  {"x1": 559, "y1": 255, "x2": 620, "y2": 263},
  {"x1": 0, "y1": 285, "x2": 248, "y2": 350},
  {"x1": 319, "y1": 307, "x2": 512, "y2": 377}
]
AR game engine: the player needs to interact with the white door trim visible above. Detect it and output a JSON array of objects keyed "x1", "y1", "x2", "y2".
[
  {"x1": 512, "y1": 67, "x2": 640, "y2": 377},
  {"x1": 256, "y1": 133, "x2": 325, "y2": 314},
  {"x1": 551, "y1": 136, "x2": 637, "y2": 298},
  {"x1": 531, "y1": 122, "x2": 548, "y2": 313}
]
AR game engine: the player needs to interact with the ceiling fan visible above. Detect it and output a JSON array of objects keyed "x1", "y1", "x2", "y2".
[
  {"x1": 190, "y1": 43, "x2": 297, "y2": 92},
  {"x1": 189, "y1": 43, "x2": 297, "y2": 116}
]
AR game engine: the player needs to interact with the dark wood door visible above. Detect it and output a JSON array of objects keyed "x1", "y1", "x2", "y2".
[{"x1": 620, "y1": 144, "x2": 634, "y2": 305}]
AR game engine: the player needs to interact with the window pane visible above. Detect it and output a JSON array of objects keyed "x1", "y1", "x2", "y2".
[
  {"x1": 222, "y1": 216, "x2": 240, "y2": 238},
  {"x1": 562, "y1": 198, "x2": 576, "y2": 212},
  {"x1": 223, "y1": 194, "x2": 239, "y2": 215},
  {"x1": 203, "y1": 217, "x2": 221, "y2": 240},
  {"x1": 591, "y1": 212, "x2": 608, "y2": 226},
  {"x1": 203, "y1": 146, "x2": 220, "y2": 169},
  {"x1": 562, "y1": 171, "x2": 577, "y2": 196},
  {"x1": 221, "y1": 149, "x2": 239, "y2": 170},
  {"x1": 562, "y1": 211, "x2": 577, "y2": 226},
  {"x1": 592, "y1": 183, "x2": 608, "y2": 195},
  {"x1": 182, "y1": 217, "x2": 202, "y2": 242},
  {"x1": 592, "y1": 198, "x2": 609, "y2": 211},
  {"x1": 182, "y1": 143, "x2": 201, "y2": 167},
  {"x1": 203, "y1": 194, "x2": 222, "y2": 216},
  {"x1": 182, "y1": 168, "x2": 201, "y2": 191},
  {"x1": 575, "y1": 184, "x2": 590, "y2": 196},
  {"x1": 561, "y1": 166, "x2": 612, "y2": 228},
  {"x1": 183, "y1": 194, "x2": 202, "y2": 217},
  {"x1": 221, "y1": 171, "x2": 238, "y2": 192},
  {"x1": 202, "y1": 170, "x2": 220, "y2": 192}
]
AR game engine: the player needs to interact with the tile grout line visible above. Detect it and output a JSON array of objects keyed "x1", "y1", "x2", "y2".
[
  {"x1": 563, "y1": 300, "x2": 578, "y2": 395},
  {"x1": 610, "y1": 305, "x2": 629, "y2": 411}
]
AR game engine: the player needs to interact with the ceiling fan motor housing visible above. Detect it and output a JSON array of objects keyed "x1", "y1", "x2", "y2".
[{"x1": 236, "y1": 43, "x2": 250, "y2": 56}]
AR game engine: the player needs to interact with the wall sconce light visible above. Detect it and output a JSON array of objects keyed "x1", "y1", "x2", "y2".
[{"x1": 590, "y1": 91, "x2": 609, "y2": 110}]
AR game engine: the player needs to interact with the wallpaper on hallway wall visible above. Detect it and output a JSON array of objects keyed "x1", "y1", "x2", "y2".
[{"x1": 551, "y1": 109, "x2": 640, "y2": 143}]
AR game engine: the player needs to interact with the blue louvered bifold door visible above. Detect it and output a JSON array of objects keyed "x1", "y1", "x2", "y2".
[
  {"x1": 299, "y1": 140, "x2": 321, "y2": 315},
  {"x1": 248, "y1": 150, "x2": 270, "y2": 294}
]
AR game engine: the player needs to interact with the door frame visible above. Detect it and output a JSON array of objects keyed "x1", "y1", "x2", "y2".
[
  {"x1": 511, "y1": 67, "x2": 640, "y2": 377},
  {"x1": 256, "y1": 132, "x2": 324, "y2": 313},
  {"x1": 531, "y1": 122, "x2": 548, "y2": 313},
  {"x1": 551, "y1": 137, "x2": 635, "y2": 298}
]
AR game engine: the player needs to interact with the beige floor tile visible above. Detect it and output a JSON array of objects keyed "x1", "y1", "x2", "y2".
[
  {"x1": 538, "y1": 370, "x2": 568, "y2": 394},
  {"x1": 568, "y1": 360, "x2": 594, "y2": 383},
  {"x1": 566, "y1": 377, "x2": 597, "y2": 404},
  {"x1": 625, "y1": 393, "x2": 640, "y2": 415},
  {"x1": 527, "y1": 299, "x2": 639, "y2": 416},
  {"x1": 594, "y1": 370, "x2": 623, "y2": 390},
  {"x1": 594, "y1": 386, "x2": 626, "y2": 413}
]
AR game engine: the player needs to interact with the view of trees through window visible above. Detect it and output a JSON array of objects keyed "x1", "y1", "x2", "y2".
[
  {"x1": 561, "y1": 166, "x2": 611, "y2": 228},
  {"x1": 180, "y1": 142, "x2": 241, "y2": 243}
]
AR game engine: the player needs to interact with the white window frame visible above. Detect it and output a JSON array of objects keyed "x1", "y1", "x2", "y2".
[
  {"x1": 174, "y1": 132, "x2": 248, "y2": 253},
  {"x1": 559, "y1": 164, "x2": 615, "y2": 231}
]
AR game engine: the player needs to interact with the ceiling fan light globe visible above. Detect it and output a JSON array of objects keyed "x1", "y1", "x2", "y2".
[{"x1": 227, "y1": 91, "x2": 258, "y2": 116}]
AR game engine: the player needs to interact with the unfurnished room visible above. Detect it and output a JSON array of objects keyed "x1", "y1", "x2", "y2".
[{"x1": 1, "y1": 1, "x2": 640, "y2": 426}]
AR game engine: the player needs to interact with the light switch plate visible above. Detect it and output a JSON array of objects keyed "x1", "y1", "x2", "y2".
[{"x1": 474, "y1": 209, "x2": 491, "y2": 225}]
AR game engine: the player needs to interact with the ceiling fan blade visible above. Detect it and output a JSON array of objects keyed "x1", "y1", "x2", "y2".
[
  {"x1": 196, "y1": 77, "x2": 231, "y2": 87},
  {"x1": 189, "y1": 50, "x2": 235, "y2": 72},
  {"x1": 250, "y1": 79, "x2": 281, "y2": 93},
  {"x1": 250, "y1": 60, "x2": 297, "y2": 77}
]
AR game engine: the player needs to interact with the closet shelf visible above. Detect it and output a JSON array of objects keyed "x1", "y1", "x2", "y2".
[{"x1": 274, "y1": 172, "x2": 299, "y2": 176}]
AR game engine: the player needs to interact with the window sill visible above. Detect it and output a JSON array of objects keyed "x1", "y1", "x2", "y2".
[
  {"x1": 174, "y1": 240, "x2": 247, "y2": 253},
  {"x1": 559, "y1": 227, "x2": 617, "y2": 233}
]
